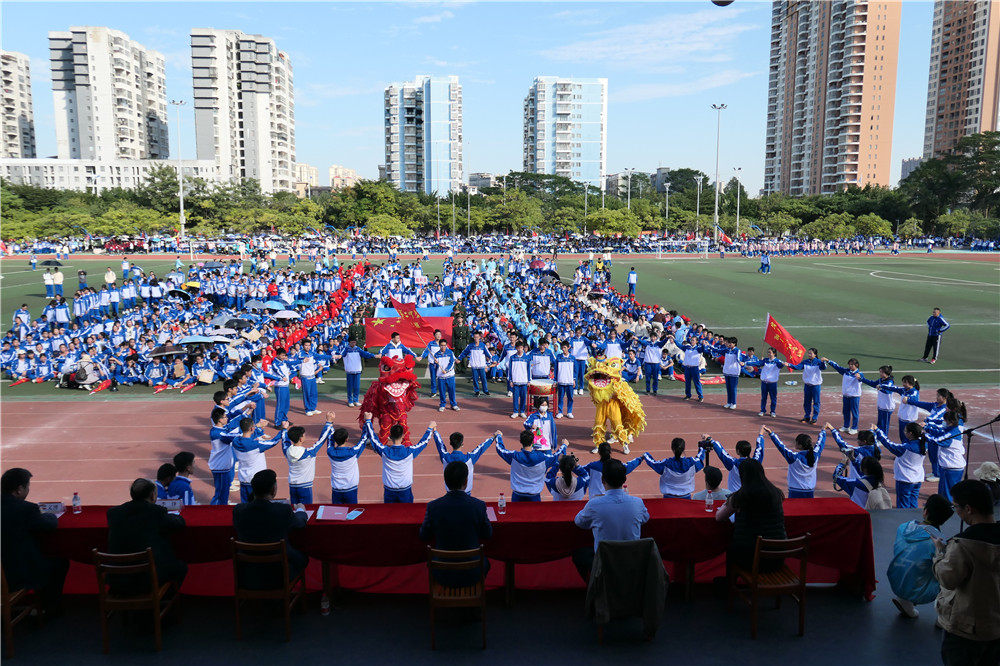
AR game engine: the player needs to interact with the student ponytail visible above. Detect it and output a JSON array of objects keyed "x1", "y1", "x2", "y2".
[
  {"x1": 901, "y1": 375, "x2": 919, "y2": 391},
  {"x1": 795, "y1": 434, "x2": 816, "y2": 467},
  {"x1": 904, "y1": 422, "x2": 926, "y2": 455},
  {"x1": 945, "y1": 396, "x2": 968, "y2": 422},
  {"x1": 598, "y1": 441, "x2": 612, "y2": 463},
  {"x1": 671, "y1": 437, "x2": 685, "y2": 460},
  {"x1": 879, "y1": 365, "x2": 893, "y2": 380}
]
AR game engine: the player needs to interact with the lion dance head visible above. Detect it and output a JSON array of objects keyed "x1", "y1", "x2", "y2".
[
  {"x1": 359, "y1": 354, "x2": 420, "y2": 444},
  {"x1": 585, "y1": 356, "x2": 646, "y2": 447}
]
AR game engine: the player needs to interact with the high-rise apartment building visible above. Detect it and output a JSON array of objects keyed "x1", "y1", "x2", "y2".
[
  {"x1": 329, "y1": 164, "x2": 359, "y2": 189},
  {"x1": 384, "y1": 75, "x2": 463, "y2": 194},
  {"x1": 1, "y1": 51, "x2": 36, "y2": 159},
  {"x1": 295, "y1": 163, "x2": 318, "y2": 186},
  {"x1": 523, "y1": 77, "x2": 607, "y2": 188},
  {"x1": 49, "y1": 27, "x2": 168, "y2": 161},
  {"x1": 923, "y1": 0, "x2": 1000, "y2": 159},
  {"x1": 190, "y1": 29, "x2": 295, "y2": 193},
  {"x1": 763, "y1": 2, "x2": 900, "y2": 195}
]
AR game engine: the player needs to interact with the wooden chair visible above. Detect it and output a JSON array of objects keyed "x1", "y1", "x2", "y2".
[
  {"x1": 2, "y1": 566, "x2": 42, "y2": 659},
  {"x1": 92, "y1": 548, "x2": 179, "y2": 653},
  {"x1": 728, "y1": 533, "x2": 810, "y2": 639},
  {"x1": 427, "y1": 546, "x2": 487, "y2": 649},
  {"x1": 230, "y1": 538, "x2": 305, "y2": 642}
]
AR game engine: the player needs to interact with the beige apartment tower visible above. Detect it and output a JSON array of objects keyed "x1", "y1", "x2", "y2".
[
  {"x1": 1, "y1": 51, "x2": 36, "y2": 159},
  {"x1": 764, "y1": 1, "x2": 901, "y2": 195},
  {"x1": 923, "y1": 0, "x2": 1000, "y2": 159}
]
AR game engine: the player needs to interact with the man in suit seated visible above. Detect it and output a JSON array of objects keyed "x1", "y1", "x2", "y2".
[
  {"x1": 106, "y1": 478, "x2": 187, "y2": 594},
  {"x1": 1, "y1": 468, "x2": 69, "y2": 613},
  {"x1": 419, "y1": 461, "x2": 493, "y2": 586},
  {"x1": 232, "y1": 469, "x2": 309, "y2": 589}
]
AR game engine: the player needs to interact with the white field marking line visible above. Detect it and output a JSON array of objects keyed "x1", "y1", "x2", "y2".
[
  {"x1": 815, "y1": 262, "x2": 1000, "y2": 287},
  {"x1": 719, "y1": 322, "x2": 997, "y2": 330}
]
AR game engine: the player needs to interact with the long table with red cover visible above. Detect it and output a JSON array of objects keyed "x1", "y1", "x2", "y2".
[{"x1": 46, "y1": 497, "x2": 877, "y2": 600}]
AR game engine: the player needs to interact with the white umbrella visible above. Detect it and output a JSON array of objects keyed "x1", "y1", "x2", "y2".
[
  {"x1": 273, "y1": 311, "x2": 301, "y2": 320},
  {"x1": 212, "y1": 327, "x2": 238, "y2": 335}
]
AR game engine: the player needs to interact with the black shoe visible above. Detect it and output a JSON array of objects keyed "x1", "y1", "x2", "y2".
[
  {"x1": 110, "y1": 387, "x2": 119, "y2": 392},
  {"x1": 653, "y1": 391, "x2": 658, "y2": 396},
  {"x1": 483, "y1": 392, "x2": 491, "y2": 396},
  {"x1": 474, "y1": 391, "x2": 480, "y2": 397}
]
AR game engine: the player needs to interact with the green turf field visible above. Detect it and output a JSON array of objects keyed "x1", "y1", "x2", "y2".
[{"x1": 1, "y1": 253, "x2": 998, "y2": 400}]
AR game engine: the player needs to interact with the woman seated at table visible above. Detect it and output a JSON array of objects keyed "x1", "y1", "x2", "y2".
[{"x1": 715, "y1": 459, "x2": 786, "y2": 574}]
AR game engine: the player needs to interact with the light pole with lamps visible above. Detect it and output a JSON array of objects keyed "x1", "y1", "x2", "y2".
[
  {"x1": 625, "y1": 168, "x2": 635, "y2": 210},
  {"x1": 733, "y1": 167, "x2": 742, "y2": 238},
  {"x1": 169, "y1": 99, "x2": 186, "y2": 240},
  {"x1": 663, "y1": 187, "x2": 669, "y2": 237},
  {"x1": 695, "y1": 175, "x2": 704, "y2": 237},
  {"x1": 711, "y1": 103, "x2": 727, "y2": 245}
]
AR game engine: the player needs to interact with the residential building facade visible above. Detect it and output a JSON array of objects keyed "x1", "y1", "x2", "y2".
[
  {"x1": 49, "y1": 26, "x2": 169, "y2": 161},
  {"x1": 295, "y1": 162, "x2": 318, "y2": 186},
  {"x1": 1, "y1": 158, "x2": 221, "y2": 191},
  {"x1": 923, "y1": 0, "x2": 1000, "y2": 159},
  {"x1": 763, "y1": 1, "x2": 901, "y2": 195},
  {"x1": 329, "y1": 164, "x2": 360, "y2": 189},
  {"x1": 190, "y1": 29, "x2": 295, "y2": 193},
  {"x1": 383, "y1": 75, "x2": 463, "y2": 195},
  {"x1": 522, "y1": 76, "x2": 607, "y2": 190},
  {"x1": 2, "y1": 51, "x2": 36, "y2": 159}
]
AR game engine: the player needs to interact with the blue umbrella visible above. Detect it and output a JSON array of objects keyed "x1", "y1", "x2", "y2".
[
  {"x1": 264, "y1": 300, "x2": 286, "y2": 311},
  {"x1": 179, "y1": 335, "x2": 216, "y2": 344},
  {"x1": 293, "y1": 299, "x2": 312, "y2": 307}
]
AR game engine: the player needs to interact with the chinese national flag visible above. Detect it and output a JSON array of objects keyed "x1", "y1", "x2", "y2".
[
  {"x1": 365, "y1": 299, "x2": 453, "y2": 349},
  {"x1": 720, "y1": 232, "x2": 733, "y2": 244},
  {"x1": 763, "y1": 313, "x2": 806, "y2": 365}
]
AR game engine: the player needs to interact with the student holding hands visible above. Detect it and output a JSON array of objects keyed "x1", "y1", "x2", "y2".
[{"x1": 763, "y1": 425, "x2": 825, "y2": 498}]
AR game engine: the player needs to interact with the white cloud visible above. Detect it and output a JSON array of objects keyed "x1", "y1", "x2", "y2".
[
  {"x1": 612, "y1": 69, "x2": 760, "y2": 103},
  {"x1": 414, "y1": 10, "x2": 454, "y2": 24},
  {"x1": 542, "y1": 8, "x2": 758, "y2": 69}
]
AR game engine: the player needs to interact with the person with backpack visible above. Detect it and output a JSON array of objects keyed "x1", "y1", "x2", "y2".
[
  {"x1": 834, "y1": 455, "x2": 892, "y2": 511},
  {"x1": 887, "y1": 494, "x2": 953, "y2": 618}
]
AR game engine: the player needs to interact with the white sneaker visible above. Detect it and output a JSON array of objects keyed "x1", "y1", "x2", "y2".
[
  {"x1": 511, "y1": 413, "x2": 519, "y2": 419},
  {"x1": 848, "y1": 429, "x2": 858, "y2": 435},
  {"x1": 438, "y1": 407, "x2": 445, "y2": 412},
  {"x1": 622, "y1": 443, "x2": 630, "y2": 454},
  {"x1": 519, "y1": 413, "x2": 526, "y2": 418},
  {"x1": 567, "y1": 413, "x2": 574, "y2": 419},
  {"x1": 507, "y1": 391, "x2": 513, "y2": 397},
  {"x1": 893, "y1": 598, "x2": 919, "y2": 619},
  {"x1": 725, "y1": 403, "x2": 732, "y2": 409},
  {"x1": 758, "y1": 411, "x2": 765, "y2": 417},
  {"x1": 556, "y1": 413, "x2": 563, "y2": 419},
  {"x1": 316, "y1": 378, "x2": 325, "y2": 384},
  {"x1": 839, "y1": 427, "x2": 849, "y2": 432},
  {"x1": 591, "y1": 446, "x2": 600, "y2": 454},
  {"x1": 452, "y1": 406, "x2": 460, "y2": 411},
  {"x1": 770, "y1": 413, "x2": 777, "y2": 418},
  {"x1": 728, "y1": 404, "x2": 737, "y2": 410}
]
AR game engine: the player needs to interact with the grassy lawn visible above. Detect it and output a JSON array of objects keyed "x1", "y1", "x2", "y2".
[{"x1": 2, "y1": 253, "x2": 998, "y2": 400}]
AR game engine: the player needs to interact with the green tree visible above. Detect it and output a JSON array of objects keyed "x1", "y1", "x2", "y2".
[
  {"x1": 854, "y1": 213, "x2": 893, "y2": 238},
  {"x1": 799, "y1": 212, "x2": 855, "y2": 240},
  {"x1": 951, "y1": 131, "x2": 1000, "y2": 215},
  {"x1": 365, "y1": 213, "x2": 413, "y2": 238},
  {"x1": 899, "y1": 159, "x2": 966, "y2": 223},
  {"x1": 935, "y1": 210, "x2": 974, "y2": 237},
  {"x1": 897, "y1": 217, "x2": 923, "y2": 240}
]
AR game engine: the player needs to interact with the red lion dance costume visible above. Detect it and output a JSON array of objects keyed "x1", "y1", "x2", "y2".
[{"x1": 358, "y1": 355, "x2": 420, "y2": 444}]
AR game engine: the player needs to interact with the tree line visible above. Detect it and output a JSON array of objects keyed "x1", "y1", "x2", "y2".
[{"x1": 2, "y1": 132, "x2": 997, "y2": 241}]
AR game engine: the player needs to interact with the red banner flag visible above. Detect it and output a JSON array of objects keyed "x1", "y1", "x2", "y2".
[
  {"x1": 364, "y1": 299, "x2": 453, "y2": 349},
  {"x1": 763, "y1": 313, "x2": 806, "y2": 365}
]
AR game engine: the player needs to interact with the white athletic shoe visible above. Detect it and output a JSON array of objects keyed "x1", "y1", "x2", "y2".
[
  {"x1": 316, "y1": 378, "x2": 325, "y2": 384},
  {"x1": 893, "y1": 598, "x2": 919, "y2": 619},
  {"x1": 725, "y1": 403, "x2": 732, "y2": 409},
  {"x1": 452, "y1": 406, "x2": 460, "y2": 411},
  {"x1": 770, "y1": 413, "x2": 777, "y2": 418},
  {"x1": 839, "y1": 427, "x2": 849, "y2": 433},
  {"x1": 567, "y1": 413, "x2": 574, "y2": 419},
  {"x1": 848, "y1": 429, "x2": 858, "y2": 435},
  {"x1": 438, "y1": 407, "x2": 446, "y2": 412},
  {"x1": 758, "y1": 411, "x2": 765, "y2": 417},
  {"x1": 511, "y1": 413, "x2": 519, "y2": 419},
  {"x1": 622, "y1": 443, "x2": 630, "y2": 454},
  {"x1": 519, "y1": 413, "x2": 526, "y2": 418},
  {"x1": 555, "y1": 413, "x2": 563, "y2": 419},
  {"x1": 591, "y1": 446, "x2": 600, "y2": 454},
  {"x1": 507, "y1": 391, "x2": 513, "y2": 397}
]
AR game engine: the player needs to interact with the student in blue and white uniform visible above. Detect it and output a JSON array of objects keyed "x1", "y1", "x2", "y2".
[
  {"x1": 746, "y1": 347, "x2": 785, "y2": 417},
  {"x1": 712, "y1": 336, "x2": 747, "y2": 409},
  {"x1": 508, "y1": 341, "x2": 531, "y2": 418},
  {"x1": 417, "y1": 330, "x2": 445, "y2": 397},
  {"x1": 622, "y1": 348, "x2": 642, "y2": 384},
  {"x1": 923, "y1": 410, "x2": 965, "y2": 501},
  {"x1": 523, "y1": 396, "x2": 557, "y2": 451},
  {"x1": 495, "y1": 429, "x2": 566, "y2": 502},
  {"x1": 545, "y1": 453, "x2": 590, "y2": 501},
  {"x1": 328, "y1": 415, "x2": 374, "y2": 504},
  {"x1": 582, "y1": 441, "x2": 642, "y2": 498},
  {"x1": 295, "y1": 339, "x2": 332, "y2": 416},
  {"x1": 788, "y1": 348, "x2": 827, "y2": 424},
  {"x1": 380, "y1": 332, "x2": 416, "y2": 360},
  {"x1": 569, "y1": 327, "x2": 591, "y2": 395},
  {"x1": 457, "y1": 330, "x2": 491, "y2": 396},
  {"x1": 231, "y1": 417, "x2": 286, "y2": 502},
  {"x1": 903, "y1": 387, "x2": 950, "y2": 482},
  {"x1": 530, "y1": 339, "x2": 557, "y2": 380},
  {"x1": 626, "y1": 267, "x2": 637, "y2": 296},
  {"x1": 368, "y1": 420, "x2": 430, "y2": 503},
  {"x1": 678, "y1": 335, "x2": 710, "y2": 401},
  {"x1": 155, "y1": 464, "x2": 175, "y2": 500},
  {"x1": 824, "y1": 357, "x2": 864, "y2": 434},
  {"x1": 433, "y1": 339, "x2": 459, "y2": 411},
  {"x1": 874, "y1": 422, "x2": 927, "y2": 508},
  {"x1": 263, "y1": 347, "x2": 294, "y2": 427},
  {"x1": 886, "y1": 375, "x2": 921, "y2": 443},
  {"x1": 168, "y1": 452, "x2": 198, "y2": 506},
  {"x1": 639, "y1": 330, "x2": 669, "y2": 395},
  {"x1": 208, "y1": 407, "x2": 241, "y2": 505},
  {"x1": 709, "y1": 430, "x2": 765, "y2": 493},
  {"x1": 336, "y1": 336, "x2": 376, "y2": 407},
  {"x1": 434, "y1": 428, "x2": 497, "y2": 496},
  {"x1": 281, "y1": 417, "x2": 333, "y2": 504},
  {"x1": 919, "y1": 307, "x2": 950, "y2": 364},
  {"x1": 554, "y1": 341, "x2": 577, "y2": 418},
  {"x1": 764, "y1": 425, "x2": 825, "y2": 498},
  {"x1": 860, "y1": 364, "x2": 897, "y2": 433},
  {"x1": 834, "y1": 455, "x2": 887, "y2": 509},
  {"x1": 643, "y1": 438, "x2": 707, "y2": 499}
]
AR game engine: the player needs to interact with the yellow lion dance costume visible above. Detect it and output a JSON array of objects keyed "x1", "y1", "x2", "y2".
[{"x1": 585, "y1": 357, "x2": 646, "y2": 451}]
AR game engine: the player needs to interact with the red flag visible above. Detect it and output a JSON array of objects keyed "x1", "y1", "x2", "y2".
[
  {"x1": 721, "y1": 232, "x2": 733, "y2": 244},
  {"x1": 686, "y1": 231, "x2": 695, "y2": 241},
  {"x1": 365, "y1": 300, "x2": 453, "y2": 348},
  {"x1": 763, "y1": 313, "x2": 806, "y2": 365}
]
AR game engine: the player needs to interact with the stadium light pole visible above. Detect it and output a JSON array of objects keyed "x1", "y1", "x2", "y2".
[
  {"x1": 695, "y1": 175, "x2": 704, "y2": 237},
  {"x1": 170, "y1": 99, "x2": 186, "y2": 240},
  {"x1": 734, "y1": 167, "x2": 743, "y2": 238},
  {"x1": 625, "y1": 168, "x2": 635, "y2": 210},
  {"x1": 663, "y1": 187, "x2": 669, "y2": 237},
  {"x1": 711, "y1": 103, "x2": 727, "y2": 246}
]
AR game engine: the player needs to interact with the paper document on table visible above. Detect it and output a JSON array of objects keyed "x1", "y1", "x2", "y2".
[
  {"x1": 486, "y1": 507, "x2": 497, "y2": 522},
  {"x1": 317, "y1": 505, "x2": 350, "y2": 521}
]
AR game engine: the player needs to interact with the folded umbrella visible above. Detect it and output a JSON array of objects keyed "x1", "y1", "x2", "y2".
[
  {"x1": 150, "y1": 345, "x2": 184, "y2": 358},
  {"x1": 273, "y1": 310, "x2": 301, "y2": 320}
]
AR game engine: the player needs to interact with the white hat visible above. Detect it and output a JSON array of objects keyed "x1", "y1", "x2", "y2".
[{"x1": 974, "y1": 461, "x2": 1000, "y2": 483}]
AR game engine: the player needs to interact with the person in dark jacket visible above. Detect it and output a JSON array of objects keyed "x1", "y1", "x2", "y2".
[
  {"x1": 0, "y1": 468, "x2": 69, "y2": 611},
  {"x1": 715, "y1": 459, "x2": 786, "y2": 574},
  {"x1": 232, "y1": 469, "x2": 309, "y2": 589},
  {"x1": 106, "y1": 478, "x2": 187, "y2": 594},
  {"x1": 420, "y1": 461, "x2": 492, "y2": 585}
]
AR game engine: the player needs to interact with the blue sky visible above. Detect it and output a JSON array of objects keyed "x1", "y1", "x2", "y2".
[{"x1": 4, "y1": 1, "x2": 933, "y2": 194}]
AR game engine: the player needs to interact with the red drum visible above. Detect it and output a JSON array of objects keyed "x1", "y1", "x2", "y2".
[{"x1": 528, "y1": 379, "x2": 557, "y2": 412}]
